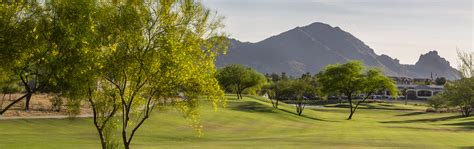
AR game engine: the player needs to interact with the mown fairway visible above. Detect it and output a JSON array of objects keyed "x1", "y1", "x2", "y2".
[{"x1": 0, "y1": 95, "x2": 472, "y2": 148}]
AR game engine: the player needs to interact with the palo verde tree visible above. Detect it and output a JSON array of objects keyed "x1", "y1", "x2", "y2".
[
  {"x1": 262, "y1": 80, "x2": 289, "y2": 109},
  {"x1": 216, "y1": 64, "x2": 266, "y2": 99},
  {"x1": 52, "y1": 0, "x2": 228, "y2": 148},
  {"x1": 1, "y1": 0, "x2": 120, "y2": 146},
  {"x1": 317, "y1": 61, "x2": 398, "y2": 120},
  {"x1": 287, "y1": 79, "x2": 315, "y2": 116},
  {"x1": 0, "y1": 1, "x2": 55, "y2": 113}
]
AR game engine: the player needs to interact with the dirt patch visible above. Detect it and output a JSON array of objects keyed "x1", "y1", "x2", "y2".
[{"x1": 0, "y1": 93, "x2": 92, "y2": 117}]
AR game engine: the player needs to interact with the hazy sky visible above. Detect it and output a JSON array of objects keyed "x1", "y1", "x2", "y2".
[{"x1": 202, "y1": 0, "x2": 473, "y2": 66}]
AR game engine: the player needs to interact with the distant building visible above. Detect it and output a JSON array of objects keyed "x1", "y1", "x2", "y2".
[
  {"x1": 397, "y1": 84, "x2": 443, "y2": 100},
  {"x1": 381, "y1": 76, "x2": 444, "y2": 100}
]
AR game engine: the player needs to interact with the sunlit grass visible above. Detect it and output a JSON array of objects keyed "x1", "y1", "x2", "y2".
[{"x1": 0, "y1": 95, "x2": 472, "y2": 148}]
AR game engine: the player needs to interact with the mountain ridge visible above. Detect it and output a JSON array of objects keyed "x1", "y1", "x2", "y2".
[{"x1": 217, "y1": 22, "x2": 459, "y2": 80}]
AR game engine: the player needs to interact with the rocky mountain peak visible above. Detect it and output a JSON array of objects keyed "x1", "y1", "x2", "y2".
[
  {"x1": 218, "y1": 22, "x2": 459, "y2": 80},
  {"x1": 416, "y1": 50, "x2": 450, "y2": 67}
]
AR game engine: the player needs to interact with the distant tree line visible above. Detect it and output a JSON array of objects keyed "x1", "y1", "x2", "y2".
[{"x1": 217, "y1": 61, "x2": 398, "y2": 119}]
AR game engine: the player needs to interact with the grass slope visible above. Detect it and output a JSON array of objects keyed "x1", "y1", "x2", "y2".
[{"x1": 0, "y1": 95, "x2": 472, "y2": 148}]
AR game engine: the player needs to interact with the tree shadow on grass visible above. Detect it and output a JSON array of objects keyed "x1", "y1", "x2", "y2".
[
  {"x1": 228, "y1": 101, "x2": 275, "y2": 113},
  {"x1": 278, "y1": 108, "x2": 336, "y2": 122},
  {"x1": 326, "y1": 104, "x2": 412, "y2": 111},
  {"x1": 377, "y1": 103, "x2": 397, "y2": 107},
  {"x1": 226, "y1": 96, "x2": 239, "y2": 101},
  {"x1": 444, "y1": 121, "x2": 474, "y2": 130},
  {"x1": 396, "y1": 111, "x2": 426, "y2": 117},
  {"x1": 460, "y1": 146, "x2": 474, "y2": 149},
  {"x1": 380, "y1": 115, "x2": 464, "y2": 124}
]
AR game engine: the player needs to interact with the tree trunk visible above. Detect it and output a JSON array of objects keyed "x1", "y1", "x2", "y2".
[
  {"x1": 124, "y1": 142, "x2": 130, "y2": 149},
  {"x1": 347, "y1": 93, "x2": 353, "y2": 120},
  {"x1": 296, "y1": 103, "x2": 303, "y2": 116},
  {"x1": 270, "y1": 98, "x2": 276, "y2": 108},
  {"x1": 348, "y1": 110, "x2": 354, "y2": 120},
  {"x1": 25, "y1": 93, "x2": 32, "y2": 111},
  {"x1": 0, "y1": 94, "x2": 5, "y2": 109},
  {"x1": 0, "y1": 93, "x2": 31, "y2": 115},
  {"x1": 236, "y1": 90, "x2": 242, "y2": 100},
  {"x1": 405, "y1": 95, "x2": 408, "y2": 105},
  {"x1": 461, "y1": 106, "x2": 471, "y2": 117},
  {"x1": 98, "y1": 129, "x2": 107, "y2": 149}
]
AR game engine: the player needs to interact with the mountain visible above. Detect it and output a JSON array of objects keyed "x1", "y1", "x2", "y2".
[{"x1": 216, "y1": 22, "x2": 459, "y2": 80}]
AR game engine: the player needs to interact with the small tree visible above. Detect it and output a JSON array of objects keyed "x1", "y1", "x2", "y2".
[
  {"x1": 216, "y1": 64, "x2": 266, "y2": 99},
  {"x1": 441, "y1": 78, "x2": 474, "y2": 117},
  {"x1": 266, "y1": 80, "x2": 292, "y2": 108},
  {"x1": 427, "y1": 94, "x2": 447, "y2": 111},
  {"x1": 288, "y1": 80, "x2": 314, "y2": 116},
  {"x1": 261, "y1": 84, "x2": 278, "y2": 108},
  {"x1": 53, "y1": 0, "x2": 228, "y2": 148},
  {"x1": 317, "y1": 61, "x2": 398, "y2": 120}
]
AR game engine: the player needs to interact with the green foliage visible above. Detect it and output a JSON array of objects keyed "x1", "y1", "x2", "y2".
[
  {"x1": 270, "y1": 73, "x2": 280, "y2": 82},
  {"x1": 427, "y1": 94, "x2": 447, "y2": 111},
  {"x1": 0, "y1": 71, "x2": 21, "y2": 94},
  {"x1": 0, "y1": 1, "x2": 54, "y2": 112},
  {"x1": 50, "y1": 95, "x2": 63, "y2": 112},
  {"x1": 87, "y1": 1, "x2": 226, "y2": 148},
  {"x1": 287, "y1": 79, "x2": 314, "y2": 115},
  {"x1": 1, "y1": 0, "x2": 228, "y2": 148},
  {"x1": 280, "y1": 72, "x2": 289, "y2": 80},
  {"x1": 438, "y1": 77, "x2": 474, "y2": 117},
  {"x1": 65, "y1": 97, "x2": 81, "y2": 117},
  {"x1": 362, "y1": 69, "x2": 399, "y2": 98},
  {"x1": 262, "y1": 74, "x2": 319, "y2": 112},
  {"x1": 316, "y1": 61, "x2": 398, "y2": 119},
  {"x1": 435, "y1": 77, "x2": 447, "y2": 86},
  {"x1": 216, "y1": 64, "x2": 267, "y2": 99}
]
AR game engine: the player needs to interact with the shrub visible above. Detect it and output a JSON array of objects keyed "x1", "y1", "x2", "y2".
[
  {"x1": 50, "y1": 95, "x2": 63, "y2": 112},
  {"x1": 427, "y1": 95, "x2": 447, "y2": 111},
  {"x1": 66, "y1": 98, "x2": 81, "y2": 118},
  {"x1": 425, "y1": 107, "x2": 436, "y2": 113}
]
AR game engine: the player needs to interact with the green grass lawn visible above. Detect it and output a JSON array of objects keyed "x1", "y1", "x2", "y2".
[{"x1": 0, "y1": 95, "x2": 472, "y2": 148}]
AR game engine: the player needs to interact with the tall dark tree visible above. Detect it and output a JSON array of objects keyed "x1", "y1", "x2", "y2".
[
  {"x1": 281, "y1": 72, "x2": 288, "y2": 80},
  {"x1": 270, "y1": 73, "x2": 280, "y2": 82},
  {"x1": 435, "y1": 77, "x2": 447, "y2": 85}
]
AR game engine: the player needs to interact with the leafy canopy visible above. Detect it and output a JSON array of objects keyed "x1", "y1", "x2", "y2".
[{"x1": 216, "y1": 64, "x2": 266, "y2": 99}]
